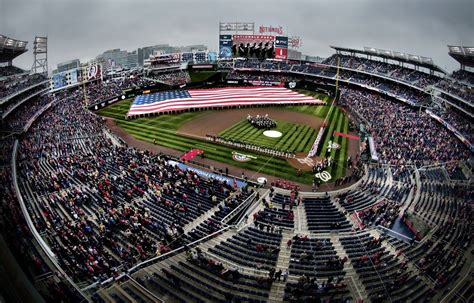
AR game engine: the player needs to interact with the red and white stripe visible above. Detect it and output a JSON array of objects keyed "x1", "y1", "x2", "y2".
[{"x1": 127, "y1": 87, "x2": 324, "y2": 116}]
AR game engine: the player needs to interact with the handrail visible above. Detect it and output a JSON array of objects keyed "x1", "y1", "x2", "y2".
[
  {"x1": 126, "y1": 225, "x2": 231, "y2": 275},
  {"x1": 125, "y1": 274, "x2": 165, "y2": 303},
  {"x1": 271, "y1": 164, "x2": 367, "y2": 197},
  {"x1": 376, "y1": 225, "x2": 414, "y2": 243},
  {"x1": 82, "y1": 218, "x2": 238, "y2": 292},
  {"x1": 11, "y1": 140, "x2": 90, "y2": 302},
  {"x1": 220, "y1": 190, "x2": 258, "y2": 226}
]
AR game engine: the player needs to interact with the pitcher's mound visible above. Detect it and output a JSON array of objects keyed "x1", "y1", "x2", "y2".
[
  {"x1": 287, "y1": 152, "x2": 323, "y2": 172},
  {"x1": 263, "y1": 130, "x2": 282, "y2": 138}
]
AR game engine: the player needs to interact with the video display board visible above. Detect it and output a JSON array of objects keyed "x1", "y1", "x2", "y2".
[
  {"x1": 51, "y1": 68, "x2": 80, "y2": 89},
  {"x1": 231, "y1": 35, "x2": 275, "y2": 59},
  {"x1": 219, "y1": 34, "x2": 288, "y2": 59},
  {"x1": 86, "y1": 64, "x2": 102, "y2": 81}
]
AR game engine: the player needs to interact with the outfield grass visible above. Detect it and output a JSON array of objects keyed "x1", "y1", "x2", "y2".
[
  {"x1": 220, "y1": 120, "x2": 317, "y2": 153},
  {"x1": 97, "y1": 89, "x2": 349, "y2": 184}
]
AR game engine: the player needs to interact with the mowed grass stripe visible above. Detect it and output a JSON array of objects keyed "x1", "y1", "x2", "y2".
[
  {"x1": 220, "y1": 121, "x2": 249, "y2": 138},
  {"x1": 236, "y1": 126, "x2": 262, "y2": 141},
  {"x1": 273, "y1": 127, "x2": 297, "y2": 150},
  {"x1": 297, "y1": 127, "x2": 317, "y2": 152},
  {"x1": 289, "y1": 126, "x2": 311, "y2": 152},
  {"x1": 281, "y1": 128, "x2": 303, "y2": 152}
]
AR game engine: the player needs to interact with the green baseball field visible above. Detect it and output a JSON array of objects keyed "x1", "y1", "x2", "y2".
[
  {"x1": 97, "y1": 89, "x2": 351, "y2": 185},
  {"x1": 219, "y1": 119, "x2": 317, "y2": 153}
]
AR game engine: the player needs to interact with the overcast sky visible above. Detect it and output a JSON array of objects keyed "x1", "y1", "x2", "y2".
[{"x1": 1, "y1": 0, "x2": 473, "y2": 73}]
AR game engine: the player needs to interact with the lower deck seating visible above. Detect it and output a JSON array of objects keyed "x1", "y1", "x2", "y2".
[
  {"x1": 304, "y1": 197, "x2": 352, "y2": 232},
  {"x1": 254, "y1": 207, "x2": 294, "y2": 229},
  {"x1": 284, "y1": 278, "x2": 351, "y2": 302},
  {"x1": 340, "y1": 233, "x2": 430, "y2": 302},
  {"x1": 209, "y1": 227, "x2": 282, "y2": 270},
  {"x1": 141, "y1": 254, "x2": 273, "y2": 303},
  {"x1": 289, "y1": 237, "x2": 346, "y2": 278}
]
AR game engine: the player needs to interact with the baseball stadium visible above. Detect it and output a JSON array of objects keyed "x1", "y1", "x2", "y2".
[{"x1": 0, "y1": 1, "x2": 473, "y2": 303}]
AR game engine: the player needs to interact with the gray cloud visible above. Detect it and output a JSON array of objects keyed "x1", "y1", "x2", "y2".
[{"x1": 1, "y1": 0, "x2": 472, "y2": 72}]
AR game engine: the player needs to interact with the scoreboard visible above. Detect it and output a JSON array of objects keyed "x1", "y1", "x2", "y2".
[{"x1": 219, "y1": 34, "x2": 288, "y2": 59}]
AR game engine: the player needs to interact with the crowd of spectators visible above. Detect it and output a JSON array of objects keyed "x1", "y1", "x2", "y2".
[
  {"x1": 285, "y1": 274, "x2": 347, "y2": 302},
  {"x1": 146, "y1": 70, "x2": 191, "y2": 86},
  {"x1": 227, "y1": 70, "x2": 298, "y2": 83},
  {"x1": 435, "y1": 78, "x2": 474, "y2": 102},
  {"x1": 0, "y1": 161, "x2": 84, "y2": 301},
  {"x1": 0, "y1": 65, "x2": 25, "y2": 77},
  {"x1": 338, "y1": 88, "x2": 471, "y2": 167},
  {"x1": 3, "y1": 94, "x2": 54, "y2": 131},
  {"x1": 272, "y1": 179, "x2": 300, "y2": 191},
  {"x1": 356, "y1": 199, "x2": 401, "y2": 229},
  {"x1": 85, "y1": 76, "x2": 155, "y2": 105},
  {"x1": 0, "y1": 73, "x2": 47, "y2": 99},
  {"x1": 451, "y1": 69, "x2": 474, "y2": 85},
  {"x1": 14, "y1": 88, "x2": 244, "y2": 283},
  {"x1": 322, "y1": 54, "x2": 442, "y2": 89},
  {"x1": 230, "y1": 59, "x2": 431, "y2": 105},
  {"x1": 431, "y1": 107, "x2": 474, "y2": 143},
  {"x1": 234, "y1": 59, "x2": 292, "y2": 71}
]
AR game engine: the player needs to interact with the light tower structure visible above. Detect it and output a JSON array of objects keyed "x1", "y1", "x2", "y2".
[{"x1": 31, "y1": 36, "x2": 48, "y2": 75}]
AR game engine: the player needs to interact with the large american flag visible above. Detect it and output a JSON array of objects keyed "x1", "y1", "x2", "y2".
[{"x1": 127, "y1": 87, "x2": 324, "y2": 117}]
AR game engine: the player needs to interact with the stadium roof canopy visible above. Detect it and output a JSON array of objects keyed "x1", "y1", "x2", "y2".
[
  {"x1": 448, "y1": 45, "x2": 474, "y2": 68},
  {"x1": 330, "y1": 45, "x2": 446, "y2": 74},
  {"x1": 0, "y1": 34, "x2": 28, "y2": 63}
]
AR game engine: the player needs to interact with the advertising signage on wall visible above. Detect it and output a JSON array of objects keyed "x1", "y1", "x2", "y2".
[
  {"x1": 258, "y1": 25, "x2": 284, "y2": 35},
  {"x1": 219, "y1": 34, "x2": 233, "y2": 58},
  {"x1": 274, "y1": 36, "x2": 288, "y2": 59}
]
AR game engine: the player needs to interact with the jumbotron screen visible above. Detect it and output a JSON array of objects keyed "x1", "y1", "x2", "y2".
[{"x1": 219, "y1": 34, "x2": 288, "y2": 59}]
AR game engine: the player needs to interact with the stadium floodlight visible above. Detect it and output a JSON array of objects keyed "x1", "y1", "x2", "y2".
[
  {"x1": 364, "y1": 47, "x2": 377, "y2": 54},
  {"x1": 17, "y1": 41, "x2": 27, "y2": 49},
  {"x1": 378, "y1": 49, "x2": 392, "y2": 57},
  {"x1": 5, "y1": 38, "x2": 15, "y2": 47},
  {"x1": 408, "y1": 54, "x2": 420, "y2": 62},
  {"x1": 464, "y1": 47, "x2": 474, "y2": 56},
  {"x1": 448, "y1": 45, "x2": 462, "y2": 54},
  {"x1": 219, "y1": 22, "x2": 254, "y2": 33},
  {"x1": 32, "y1": 36, "x2": 48, "y2": 74},
  {"x1": 420, "y1": 56, "x2": 433, "y2": 65},
  {"x1": 34, "y1": 36, "x2": 48, "y2": 54},
  {"x1": 393, "y1": 51, "x2": 407, "y2": 60}
]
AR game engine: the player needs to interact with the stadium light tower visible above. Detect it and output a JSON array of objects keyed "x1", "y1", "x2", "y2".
[{"x1": 31, "y1": 36, "x2": 48, "y2": 75}]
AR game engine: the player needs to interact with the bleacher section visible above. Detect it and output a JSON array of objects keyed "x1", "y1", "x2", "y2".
[
  {"x1": 303, "y1": 197, "x2": 352, "y2": 232},
  {"x1": 0, "y1": 63, "x2": 472, "y2": 303},
  {"x1": 341, "y1": 233, "x2": 431, "y2": 302},
  {"x1": 209, "y1": 227, "x2": 282, "y2": 270}
]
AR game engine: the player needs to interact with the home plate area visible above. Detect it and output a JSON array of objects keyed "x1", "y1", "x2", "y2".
[{"x1": 287, "y1": 152, "x2": 323, "y2": 171}]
